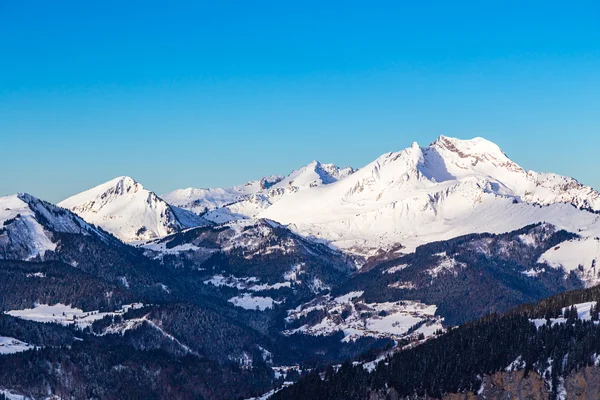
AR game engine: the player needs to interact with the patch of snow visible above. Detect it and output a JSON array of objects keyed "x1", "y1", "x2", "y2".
[
  {"x1": 334, "y1": 291, "x2": 364, "y2": 303},
  {"x1": 143, "y1": 241, "x2": 204, "y2": 255},
  {"x1": 204, "y1": 275, "x2": 291, "y2": 292},
  {"x1": 245, "y1": 381, "x2": 294, "y2": 400},
  {"x1": 283, "y1": 264, "x2": 305, "y2": 282},
  {"x1": 530, "y1": 301, "x2": 598, "y2": 329},
  {"x1": 285, "y1": 292, "x2": 442, "y2": 342},
  {"x1": 388, "y1": 281, "x2": 416, "y2": 290},
  {"x1": 385, "y1": 264, "x2": 409, "y2": 274},
  {"x1": 426, "y1": 253, "x2": 465, "y2": 278},
  {"x1": 118, "y1": 276, "x2": 129, "y2": 288},
  {"x1": 0, "y1": 336, "x2": 35, "y2": 355},
  {"x1": 228, "y1": 294, "x2": 278, "y2": 311},
  {"x1": 25, "y1": 272, "x2": 46, "y2": 278},
  {"x1": 505, "y1": 355, "x2": 526, "y2": 372},
  {"x1": 5, "y1": 303, "x2": 144, "y2": 329},
  {"x1": 307, "y1": 277, "x2": 330, "y2": 294},
  {"x1": 539, "y1": 238, "x2": 600, "y2": 286},
  {"x1": 521, "y1": 268, "x2": 545, "y2": 277},
  {"x1": 0, "y1": 390, "x2": 30, "y2": 400}
]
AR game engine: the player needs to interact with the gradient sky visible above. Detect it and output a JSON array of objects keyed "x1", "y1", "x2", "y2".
[{"x1": 1, "y1": 1, "x2": 599, "y2": 203}]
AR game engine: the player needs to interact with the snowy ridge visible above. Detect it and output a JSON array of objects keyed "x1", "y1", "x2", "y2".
[
  {"x1": 0, "y1": 193, "x2": 111, "y2": 260},
  {"x1": 161, "y1": 175, "x2": 284, "y2": 214},
  {"x1": 259, "y1": 136, "x2": 600, "y2": 256},
  {"x1": 165, "y1": 161, "x2": 354, "y2": 224},
  {"x1": 59, "y1": 176, "x2": 207, "y2": 242}
]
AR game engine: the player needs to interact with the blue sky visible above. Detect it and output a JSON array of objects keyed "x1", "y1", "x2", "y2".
[{"x1": 1, "y1": 1, "x2": 599, "y2": 202}]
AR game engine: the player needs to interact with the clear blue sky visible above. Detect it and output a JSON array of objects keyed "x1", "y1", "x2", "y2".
[{"x1": 1, "y1": 1, "x2": 599, "y2": 202}]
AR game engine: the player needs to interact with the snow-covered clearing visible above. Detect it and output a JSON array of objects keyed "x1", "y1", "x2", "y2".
[{"x1": 5, "y1": 303, "x2": 144, "y2": 329}]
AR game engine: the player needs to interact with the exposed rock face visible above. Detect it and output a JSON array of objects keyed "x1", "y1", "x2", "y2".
[
  {"x1": 475, "y1": 370, "x2": 549, "y2": 400},
  {"x1": 563, "y1": 366, "x2": 600, "y2": 400},
  {"x1": 368, "y1": 368, "x2": 600, "y2": 400}
]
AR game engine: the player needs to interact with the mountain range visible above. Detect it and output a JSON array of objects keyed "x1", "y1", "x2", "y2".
[
  {"x1": 55, "y1": 136, "x2": 600, "y2": 282},
  {"x1": 2, "y1": 135, "x2": 600, "y2": 399}
]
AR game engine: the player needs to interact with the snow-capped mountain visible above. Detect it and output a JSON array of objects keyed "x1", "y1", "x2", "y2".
[
  {"x1": 59, "y1": 176, "x2": 207, "y2": 242},
  {"x1": 5, "y1": 136, "x2": 600, "y2": 400},
  {"x1": 260, "y1": 136, "x2": 600, "y2": 257},
  {"x1": 201, "y1": 161, "x2": 355, "y2": 223},
  {"x1": 0, "y1": 193, "x2": 111, "y2": 260}
]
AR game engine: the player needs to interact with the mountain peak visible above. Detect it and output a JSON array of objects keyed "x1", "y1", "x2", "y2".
[
  {"x1": 427, "y1": 135, "x2": 523, "y2": 178},
  {"x1": 260, "y1": 135, "x2": 600, "y2": 255},
  {"x1": 432, "y1": 134, "x2": 498, "y2": 151},
  {"x1": 104, "y1": 175, "x2": 142, "y2": 194},
  {"x1": 58, "y1": 177, "x2": 189, "y2": 242},
  {"x1": 16, "y1": 192, "x2": 36, "y2": 203},
  {"x1": 1, "y1": 192, "x2": 109, "y2": 260}
]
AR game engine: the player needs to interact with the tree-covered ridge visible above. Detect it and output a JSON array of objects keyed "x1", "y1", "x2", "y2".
[
  {"x1": 274, "y1": 284, "x2": 600, "y2": 400},
  {"x1": 0, "y1": 219, "x2": 596, "y2": 399},
  {"x1": 334, "y1": 223, "x2": 581, "y2": 325}
]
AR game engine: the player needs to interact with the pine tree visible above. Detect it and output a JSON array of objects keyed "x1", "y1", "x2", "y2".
[
  {"x1": 568, "y1": 305, "x2": 579, "y2": 323},
  {"x1": 591, "y1": 302, "x2": 599, "y2": 321}
]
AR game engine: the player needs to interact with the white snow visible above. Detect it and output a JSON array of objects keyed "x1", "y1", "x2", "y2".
[
  {"x1": 204, "y1": 275, "x2": 291, "y2": 292},
  {"x1": 388, "y1": 281, "x2": 416, "y2": 290},
  {"x1": 0, "y1": 336, "x2": 35, "y2": 355},
  {"x1": 334, "y1": 291, "x2": 364, "y2": 303},
  {"x1": 284, "y1": 292, "x2": 442, "y2": 342},
  {"x1": 5, "y1": 303, "x2": 144, "y2": 329},
  {"x1": 0, "y1": 193, "x2": 107, "y2": 260},
  {"x1": 530, "y1": 301, "x2": 598, "y2": 329},
  {"x1": 25, "y1": 272, "x2": 46, "y2": 278},
  {"x1": 161, "y1": 176, "x2": 283, "y2": 214},
  {"x1": 245, "y1": 381, "x2": 294, "y2": 400},
  {"x1": 518, "y1": 233, "x2": 537, "y2": 246},
  {"x1": 385, "y1": 264, "x2": 409, "y2": 274},
  {"x1": 505, "y1": 356, "x2": 526, "y2": 372},
  {"x1": 426, "y1": 253, "x2": 465, "y2": 278},
  {"x1": 0, "y1": 194, "x2": 57, "y2": 258},
  {"x1": 564, "y1": 301, "x2": 597, "y2": 320},
  {"x1": 163, "y1": 160, "x2": 353, "y2": 223},
  {"x1": 0, "y1": 390, "x2": 30, "y2": 400},
  {"x1": 283, "y1": 264, "x2": 305, "y2": 282},
  {"x1": 228, "y1": 294, "x2": 278, "y2": 311},
  {"x1": 256, "y1": 136, "x2": 600, "y2": 259},
  {"x1": 197, "y1": 161, "x2": 354, "y2": 222},
  {"x1": 539, "y1": 238, "x2": 600, "y2": 286},
  {"x1": 58, "y1": 176, "x2": 206, "y2": 242},
  {"x1": 363, "y1": 354, "x2": 387, "y2": 372},
  {"x1": 521, "y1": 268, "x2": 545, "y2": 277},
  {"x1": 143, "y1": 240, "x2": 207, "y2": 255}
]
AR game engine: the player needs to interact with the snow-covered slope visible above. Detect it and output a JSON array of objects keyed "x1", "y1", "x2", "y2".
[
  {"x1": 161, "y1": 175, "x2": 284, "y2": 214},
  {"x1": 260, "y1": 136, "x2": 600, "y2": 256},
  {"x1": 59, "y1": 176, "x2": 207, "y2": 242},
  {"x1": 538, "y1": 237, "x2": 600, "y2": 286},
  {"x1": 0, "y1": 193, "x2": 110, "y2": 260},
  {"x1": 203, "y1": 161, "x2": 355, "y2": 223}
]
